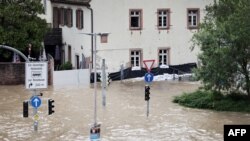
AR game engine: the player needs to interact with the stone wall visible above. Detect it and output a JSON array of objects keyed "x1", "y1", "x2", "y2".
[
  {"x1": 0, "y1": 61, "x2": 54, "y2": 85},
  {"x1": 0, "y1": 63, "x2": 25, "y2": 85}
]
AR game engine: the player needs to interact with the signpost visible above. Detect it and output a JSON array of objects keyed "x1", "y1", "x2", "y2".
[
  {"x1": 101, "y1": 59, "x2": 106, "y2": 107},
  {"x1": 30, "y1": 91, "x2": 41, "y2": 131},
  {"x1": 82, "y1": 33, "x2": 110, "y2": 140},
  {"x1": 24, "y1": 61, "x2": 49, "y2": 131},
  {"x1": 34, "y1": 114, "x2": 39, "y2": 121},
  {"x1": 144, "y1": 73, "x2": 154, "y2": 83},
  {"x1": 143, "y1": 60, "x2": 155, "y2": 72},
  {"x1": 90, "y1": 124, "x2": 101, "y2": 140},
  {"x1": 25, "y1": 62, "x2": 48, "y2": 89},
  {"x1": 30, "y1": 96, "x2": 42, "y2": 109},
  {"x1": 143, "y1": 60, "x2": 155, "y2": 117}
]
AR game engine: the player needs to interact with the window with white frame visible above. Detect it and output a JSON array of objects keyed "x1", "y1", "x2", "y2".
[
  {"x1": 130, "y1": 9, "x2": 142, "y2": 30},
  {"x1": 187, "y1": 9, "x2": 199, "y2": 29},
  {"x1": 159, "y1": 49, "x2": 169, "y2": 66},
  {"x1": 131, "y1": 50, "x2": 141, "y2": 67},
  {"x1": 158, "y1": 9, "x2": 170, "y2": 29}
]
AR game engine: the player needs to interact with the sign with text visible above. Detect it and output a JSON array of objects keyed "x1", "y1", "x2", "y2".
[
  {"x1": 224, "y1": 125, "x2": 250, "y2": 141},
  {"x1": 25, "y1": 62, "x2": 48, "y2": 89}
]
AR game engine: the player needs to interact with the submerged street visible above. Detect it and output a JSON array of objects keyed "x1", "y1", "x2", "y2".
[{"x1": 0, "y1": 81, "x2": 250, "y2": 141}]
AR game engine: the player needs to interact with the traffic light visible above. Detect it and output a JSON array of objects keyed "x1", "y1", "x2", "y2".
[
  {"x1": 97, "y1": 73, "x2": 101, "y2": 82},
  {"x1": 48, "y1": 99, "x2": 55, "y2": 115},
  {"x1": 107, "y1": 73, "x2": 111, "y2": 86},
  {"x1": 145, "y1": 85, "x2": 150, "y2": 101},
  {"x1": 23, "y1": 101, "x2": 29, "y2": 118}
]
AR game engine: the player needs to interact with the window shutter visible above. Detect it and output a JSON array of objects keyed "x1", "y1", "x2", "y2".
[
  {"x1": 76, "y1": 10, "x2": 78, "y2": 28},
  {"x1": 70, "y1": 9, "x2": 72, "y2": 27},
  {"x1": 81, "y1": 11, "x2": 83, "y2": 29}
]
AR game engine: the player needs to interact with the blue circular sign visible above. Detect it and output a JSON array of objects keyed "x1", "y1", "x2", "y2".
[
  {"x1": 144, "y1": 73, "x2": 154, "y2": 83},
  {"x1": 30, "y1": 96, "x2": 42, "y2": 108}
]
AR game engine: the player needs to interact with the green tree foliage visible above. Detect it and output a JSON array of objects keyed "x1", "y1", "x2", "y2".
[
  {"x1": 0, "y1": 0, "x2": 48, "y2": 59},
  {"x1": 192, "y1": 0, "x2": 250, "y2": 97}
]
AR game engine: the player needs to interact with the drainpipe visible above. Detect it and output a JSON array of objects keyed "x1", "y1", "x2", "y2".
[{"x1": 86, "y1": 0, "x2": 93, "y2": 68}]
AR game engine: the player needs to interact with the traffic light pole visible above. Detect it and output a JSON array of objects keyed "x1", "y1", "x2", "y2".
[
  {"x1": 145, "y1": 85, "x2": 150, "y2": 117},
  {"x1": 147, "y1": 100, "x2": 149, "y2": 117},
  {"x1": 101, "y1": 59, "x2": 106, "y2": 107},
  {"x1": 33, "y1": 90, "x2": 38, "y2": 131},
  {"x1": 82, "y1": 32, "x2": 110, "y2": 140},
  {"x1": 93, "y1": 34, "x2": 97, "y2": 125}
]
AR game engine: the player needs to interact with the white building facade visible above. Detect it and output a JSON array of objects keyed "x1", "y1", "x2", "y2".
[
  {"x1": 91, "y1": 0, "x2": 213, "y2": 72},
  {"x1": 42, "y1": 0, "x2": 212, "y2": 72},
  {"x1": 41, "y1": 0, "x2": 92, "y2": 69}
]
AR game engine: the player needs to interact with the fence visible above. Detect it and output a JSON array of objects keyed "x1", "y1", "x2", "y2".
[{"x1": 53, "y1": 69, "x2": 90, "y2": 87}]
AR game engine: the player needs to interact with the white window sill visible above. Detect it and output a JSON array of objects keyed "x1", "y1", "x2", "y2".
[
  {"x1": 131, "y1": 66, "x2": 141, "y2": 71},
  {"x1": 160, "y1": 65, "x2": 169, "y2": 69}
]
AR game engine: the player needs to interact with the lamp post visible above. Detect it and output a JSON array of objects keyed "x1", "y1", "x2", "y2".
[{"x1": 81, "y1": 32, "x2": 109, "y2": 140}]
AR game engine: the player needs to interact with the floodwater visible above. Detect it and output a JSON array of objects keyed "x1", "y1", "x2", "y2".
[{"x1": 0, "y1": 80, "x2": 250, "y2": 141}]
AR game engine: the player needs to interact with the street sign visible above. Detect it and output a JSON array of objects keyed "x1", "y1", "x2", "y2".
[
  {"x1": 30, "y1": 96, "x2": 42, "y2": 108},
  {"x1": 34, "y1": 114, "x2": 39, "y2": 121},
  {"x1": 143, "y1": 60, "x2": 155, "y2": 72},
  {"x1": 144, "y1": 73, "x2": 154, "y2": 83},
  {"x1": 25, "y1": 62, "x2": 48, "y2": 89},
  {"x1": 90, "y1": 124, "x2": 101, "y2": 140}
]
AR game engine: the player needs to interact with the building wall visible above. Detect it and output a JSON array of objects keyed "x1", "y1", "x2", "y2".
[
  {"x1": 39, "y1": 0, "x2": 92, "y2": 69},
  {"x1": 91, "y1": 0, "x2": 212, "y2": 72},
  {"x1": 0, "y1": 61, "x2": 53, "y2": 85},
  {"x1": 0, "y1": 63, "x2": 25, "y2": 85},
  {"x1": 40, "y1": 0, "x2": 53, "y2": 26},
  {"x1": 50, "y1": 3, "x2": 92, "y2": 69},
  {"x1": 53, "y1": 69, "x2": 90, "y2": 87}
]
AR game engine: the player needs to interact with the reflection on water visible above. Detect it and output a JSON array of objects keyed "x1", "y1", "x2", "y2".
[{"x1": 0, "y1": 81, "x2": 250, "y2": 141}]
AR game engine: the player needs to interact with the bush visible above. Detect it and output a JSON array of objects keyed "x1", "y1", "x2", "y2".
[
  {"x1": 60, "y1": 61, "x2": 72, "y2": 70},
  {"x1": 227, "y1": 91, "x2": 248, "y2": 101},
  {"x1": 173, "y1": 90, "x2": 214, "y2": 108},
  {"x1": 173, "y1": 90, "x2": 250, "y2": 113}
]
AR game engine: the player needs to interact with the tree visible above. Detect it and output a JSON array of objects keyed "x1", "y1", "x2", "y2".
[
  {"x1": 192, "y1": 0, "x2": 250, "y2": 98},
  {"x1": 0, "y1": 0, "x2": 48, "y2": 60}
]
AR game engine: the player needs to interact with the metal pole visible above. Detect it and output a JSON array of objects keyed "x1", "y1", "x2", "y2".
[
  {"x1": 147, "y1": 100, "x2": 149, "y2": 117},
  {"x1": 120, "y1": 64, "x2": 124, "y2": 81},
  {"x1": 102, "y1": 59, "x2": 106, "y2": 107},
  {"x1": 94, "y1": 34, "x2": 97, "y2": 125},
  {"x1": 33, "y1": 89, "x2": 38, "y2": 131},
  {"x1": 0, "y1": 45, "x2": 29, "y2": 62}
]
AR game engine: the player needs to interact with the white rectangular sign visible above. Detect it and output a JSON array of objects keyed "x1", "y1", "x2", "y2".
[{"x1": 25, "y1": 62, "x2": 48, "y2": 89}]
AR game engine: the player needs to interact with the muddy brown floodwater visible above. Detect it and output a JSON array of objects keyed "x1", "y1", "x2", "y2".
[{"x1": 0, "y1": 80, "x2": 250, "y2": 141}]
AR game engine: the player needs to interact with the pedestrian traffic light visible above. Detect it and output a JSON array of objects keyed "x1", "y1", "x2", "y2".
[
  {"x1": 145, "y1": 85, "x2": 150, "y2": 101},
  {"x1": 23, "y1": 101, "x2": 29, "y2": 118},
  {"x1": 48, "y1": 99, "x2": 55, "y2": 115}
]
